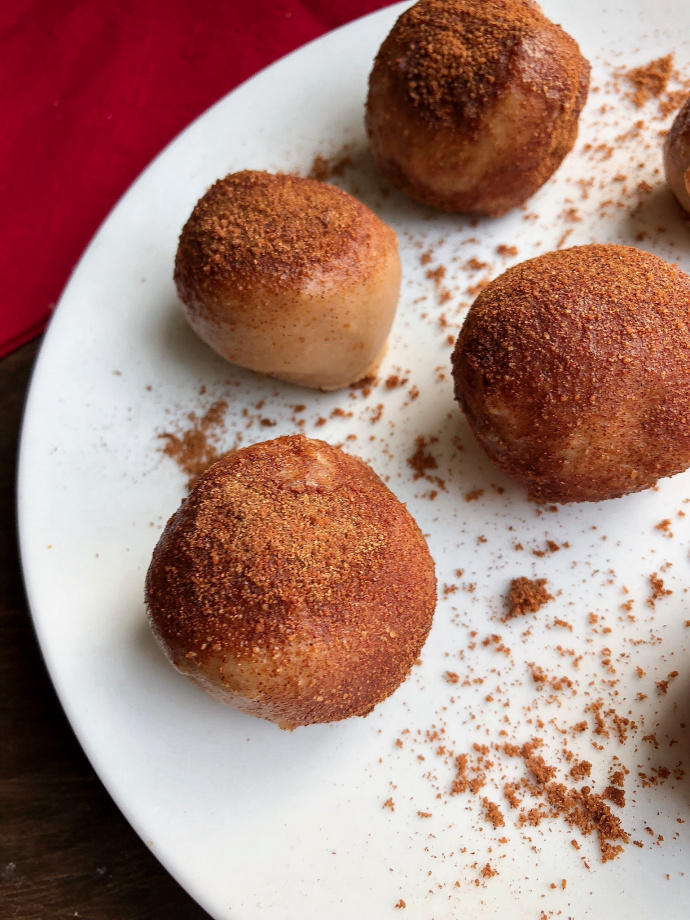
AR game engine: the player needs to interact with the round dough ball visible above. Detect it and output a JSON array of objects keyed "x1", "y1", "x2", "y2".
[
  {"x1": 145, "y1": 435, "x2": 436, "y2": 729},
  {"x1": 452, "y1": 245, "x2": 690, "y2": 503},
  {"x1": 365, "y1": 0, "x2": 590, "y2": 216},
  {"x1": 663, "y1": 94, "x2": 690, "y2": 212},
  {"x1": 174, "y1": 171, "x2": 401, "y2": 390}
]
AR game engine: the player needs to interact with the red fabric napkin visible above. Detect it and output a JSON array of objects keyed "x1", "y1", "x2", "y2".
[{"x1": 0, "y1": 0, "x2": 394, "y2": 358}]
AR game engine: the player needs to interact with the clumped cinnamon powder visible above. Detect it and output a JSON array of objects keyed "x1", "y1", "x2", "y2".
[
  {"x1": 648, "y1": 572, "x2": 672, "y2": 607},
  {"x1": 570, "y1": 760, "x2": 592, "y2": 781},
  {"x1": 407, "y1": 436, "x2": 439, "y2": 480},
  {"x1": 481, "y1": 797, "x2": 506, "y2": 828},
  {"x1": 158, "y1": 399, "x2": 230, "y2": 488},
  {"x1": 617, "y1": 52, "x2": 690, "y2": 117},
  {"x1": 428, "y1": 730, "x2": 634, "y2": 864},
  {"x1": 451, "y1": 752, "x2": 486, "y2": 796},
  {"x1": 506, "y1": 577, "x2": 553, "y2": 618},
  {"x1": 308, "y1": 147, "x2": 354, "y2": 182},
  {"x1": 623, "y1": 54, "x2": 674, "y2": 107},
  {"x1": 655, "y1": 518, "x2": 673, "y2": 537}
]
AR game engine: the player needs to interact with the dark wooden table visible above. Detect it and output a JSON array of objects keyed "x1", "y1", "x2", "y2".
[{"x1": 0, "y1": 339, "x2": 210, "y2": 919}]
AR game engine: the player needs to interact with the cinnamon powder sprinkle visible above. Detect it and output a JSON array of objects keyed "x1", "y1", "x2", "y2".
[{"x1": 174, "y1": 170, "x2": 376, "y2": 297}]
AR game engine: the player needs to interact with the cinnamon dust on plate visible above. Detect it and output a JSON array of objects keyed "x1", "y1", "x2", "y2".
[{"x1": 158, "y1": 399, "x2": 229, "y2": 488}]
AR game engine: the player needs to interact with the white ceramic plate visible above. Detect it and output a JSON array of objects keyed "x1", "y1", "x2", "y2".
[{"x1": 19, "y1": 2, "x2": 690, "y2": 917}]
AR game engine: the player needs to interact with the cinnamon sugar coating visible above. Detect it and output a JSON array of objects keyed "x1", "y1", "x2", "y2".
[
  {"x1": 452, "y1": 245, "x2": 690, "y2": 503},
  {"x1": 174, "y1": 171, "x2": 401, "y2": 390},
  {"x1": 365, "y1": 0, "x2": 589, "y2": 215},
  {"x1": 145, "y1": 435, "x2": 436, "y2": 729}
]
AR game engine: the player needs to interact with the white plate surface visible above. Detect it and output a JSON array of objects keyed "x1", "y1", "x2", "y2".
[{"x1": 18, "y1": 2, "x2": 690, "y2": 917}]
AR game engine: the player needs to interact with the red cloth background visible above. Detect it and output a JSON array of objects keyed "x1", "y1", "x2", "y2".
[{"x1": 0, "y1": 0, "x2": 393, "y2": 358}]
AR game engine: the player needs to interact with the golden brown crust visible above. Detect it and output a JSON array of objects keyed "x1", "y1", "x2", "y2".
[
  {"x1": 173, "y1": 171, "x2": 401, "y2": 390},
  {"x1": 145, "y1": 435, "x2": 436, "y2": 729},
  {"x1": 452, "y1": 245, "x2": 690, "y2": 503},
  {"x1": 365, "y1": 0, "x2": 590, "y2": 215}
]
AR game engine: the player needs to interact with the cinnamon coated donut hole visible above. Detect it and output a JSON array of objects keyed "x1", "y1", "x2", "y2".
[
  {"x1": 663, "y1": 94, "x2": 690, "y2": 213},
  {"x1": 366, "y1": 0, "x2": 590, "y2": 216},
  {"x1": 145, "y1": 435, "x2": 436, "y2": 729},
  {"x1": 452, "y1": 245, "x2": 690, "y2": 503},
  {"x1": 174, "y1": 171, "x2": 401, "y2": 390}
]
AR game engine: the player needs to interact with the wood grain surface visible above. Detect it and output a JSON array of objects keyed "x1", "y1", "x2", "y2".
[{"x1": 0, "y1": 340, "x2": 210, "y2": 919}]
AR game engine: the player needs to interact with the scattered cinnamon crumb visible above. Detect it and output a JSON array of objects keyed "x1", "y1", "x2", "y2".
[
  {"x1": 407, "y1": 436, "x2": 439, "y2": 480},
  {"x1": 648, "y1": 573, "x2": 672, "y2": 607},
  {"x1": 623, "y1": 54, "x2": 674, "y2": 107},
  {"x1": 464, "y1": 257, "x2": 489, "y2": 271},
  {"x1": 506, "y1": 577, "x2": 553, "y2": 619},
  {"x1": 465, "y1": 488, "x2": 484, "y2": 502},
  {"x1": 656, "y1": 671, "x2": 679, "y2": 694},
  {"x1": 385, "y1": 374, "x2": 409, "y2": 390},
  {"x1": 482, "y1": 798, "x2": 506, "y2": 829},
  {"x1": 655, "y1": 519, "x2": 673, "y2": 537},
  {"x1": 570, "y1": 760, "x2": 592, "y2": 780}
]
